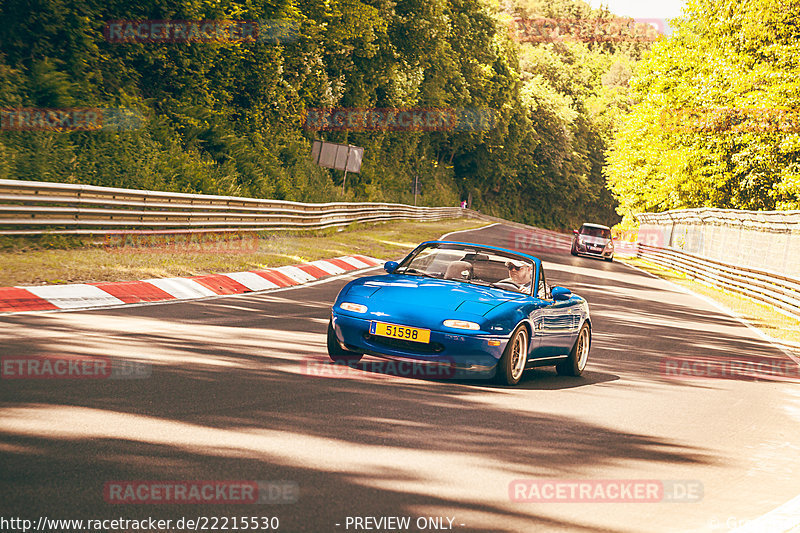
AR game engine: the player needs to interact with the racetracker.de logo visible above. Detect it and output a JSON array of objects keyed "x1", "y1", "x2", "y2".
[
  {"x1": 509, "y1": 17, "x2": 665, "y2": 43},
  {"x1": 104, "y1": 19, "x2": 299, "y2": 44},
  {"x1": 0, "y1": 108, "x2": 143, "y2": 132},
  {"x1": 104, "y1": 480, "x2": 298, "y2": 504},
  {"x1": 303, "y1": 108, "x2": 498, "y2": 132},
  {"x1": 103, "y1": 232, "x2": 260, "y2": 255},
  {"x1": 659, "y1": 107, "x2": 800, "y2": 133},
  {"x1": 509, "y1": 479, "x2": 703, "y2": 503},
  {"x1": 301, "y1": 357, "x2": 496, "y2": 380},
  {"x1": 1, "y1": 355, "x2": 151, "y2": 380},
  {"x1": 509, "y1": 230, "x2": 569, "y2": 255},
  {"x1": 661, "y1": 356, "x2": 800, "y2": 382},
  {"x1": 615, "y1": 228, "x2": 665, "y2": 249}
]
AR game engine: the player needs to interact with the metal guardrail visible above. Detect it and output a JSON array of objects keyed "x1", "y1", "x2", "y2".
[
  {"x1": 637, "y1": 243, "x2": 800, "y2": 321},
  {"x1": 637, "y1": 207, "x2": 800, "y2": 229},
  {"x1": 635, "y1": 207, "x2": 800, "y2": 277},
  {"x1": 0, "y1": 179, "x2": 465, "y2": 235}
]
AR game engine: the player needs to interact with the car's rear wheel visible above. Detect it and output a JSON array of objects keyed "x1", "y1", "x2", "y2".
[
  {"x1": 557, "y1": 322, "x2": 590, "y2": 376},
  {"x1": 327, "y1": 320, "x2": 363, "y2": 363},
  {"x1": 495, "y1": 325, "x2": 528, "y2": 385},
  {"x1": 604, "y1": 255, "x2": 613, "y2": 262}
]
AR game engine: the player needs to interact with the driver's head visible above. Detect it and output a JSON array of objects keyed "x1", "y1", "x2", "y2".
[{"x1": 506, "y1": 260, "x2": 532, "y2": 285}]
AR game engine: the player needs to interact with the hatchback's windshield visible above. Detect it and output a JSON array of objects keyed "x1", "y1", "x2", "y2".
[
  {"x1": 396, "y1": 244, "x2": 534, "y2": 294},
  {"x1": 581, "y1": 226, "x2": 611, "y2": 239}
]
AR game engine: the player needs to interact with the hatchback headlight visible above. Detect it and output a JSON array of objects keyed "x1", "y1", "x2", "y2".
[{"x1": 443, "y1": 319, "x2": 480, "y2": 330}]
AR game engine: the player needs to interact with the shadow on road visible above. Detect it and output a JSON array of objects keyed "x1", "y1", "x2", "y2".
[{"x1": 1, "y1": 236, "x2": 793, "y2": 532}]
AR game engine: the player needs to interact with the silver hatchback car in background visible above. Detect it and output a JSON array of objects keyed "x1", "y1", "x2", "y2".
[{"x1": 571, "y1": 223, "x2": 614, "y2": 261}]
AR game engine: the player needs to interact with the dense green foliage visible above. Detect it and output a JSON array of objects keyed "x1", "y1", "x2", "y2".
[
  {"x1": 606, "y1": 0, "x2": 800, "y2": 224},
  {"x1": 0, "y1": 0, "x2": 651, "y2": 228}
]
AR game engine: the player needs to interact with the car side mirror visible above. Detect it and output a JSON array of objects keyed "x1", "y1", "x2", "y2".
[
  {"x1": 384, "y1": 261, "x2": 399, "y2": 273},
  {"x1": 551, "y1": 286, "x2": 572, "y2": 301}
]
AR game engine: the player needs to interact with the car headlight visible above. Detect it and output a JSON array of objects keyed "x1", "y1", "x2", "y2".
[
  {"x1": 443, "y1": 319, "x2": 480, "y2": 330},
  {"x1": 340, "y1": 302, "x2": 367, "y2": 313}
]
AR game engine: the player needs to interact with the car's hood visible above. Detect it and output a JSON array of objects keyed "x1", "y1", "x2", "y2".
[
  {"x1": 343, "y1": 274, "x2": 524, "y2": 316},
  {"x1": 578, "y1": 235, "x2": 610, "y2": 245}
]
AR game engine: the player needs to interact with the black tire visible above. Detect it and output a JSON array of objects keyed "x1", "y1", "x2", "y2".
[
  {"x1": 604, "y1": 256, "x2": 613, "y2": 262},
  {"x1": 495, "y1": 325, "x2": 529, "y2": 386},
  {"x1": 557, "y1": 322, "x2": 591, "y2": 376},
  {"x1": 327, "y1": 320, "x2": 363, "y2": 363}
]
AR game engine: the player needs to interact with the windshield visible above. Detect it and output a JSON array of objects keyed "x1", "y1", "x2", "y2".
[
  {"x1": 580, "y1": 226, "x2": 611, "y2": 239},
  {"x1": 396, "y1": 243, "x2": 534, "y2": 294}
]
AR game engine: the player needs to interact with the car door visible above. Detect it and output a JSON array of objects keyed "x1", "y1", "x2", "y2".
[{"x1": 530, "y1": 265, "x2": 575, "y2": 357}]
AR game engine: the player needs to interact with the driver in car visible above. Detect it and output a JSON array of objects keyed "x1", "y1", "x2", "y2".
[{"x1": 503, "y1": 260, "x2": 532, "y2": 293}]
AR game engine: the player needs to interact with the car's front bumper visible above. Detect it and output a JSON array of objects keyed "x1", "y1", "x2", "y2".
[
  {"x1": 331, "y1": 312, "x2": 508, "y2": 379},
  {"x1": 574, "y1": 242, "x2": 613, "y2": 258}
]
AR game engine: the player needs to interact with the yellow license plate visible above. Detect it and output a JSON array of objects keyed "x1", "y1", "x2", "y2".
[{"x1": 370, "y1": 322, "x2": 431, "y2": 344}]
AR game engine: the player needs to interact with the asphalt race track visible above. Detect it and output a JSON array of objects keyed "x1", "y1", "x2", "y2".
[{"x1": 1, "y1": 224, "x2": 798, "y2": 532}]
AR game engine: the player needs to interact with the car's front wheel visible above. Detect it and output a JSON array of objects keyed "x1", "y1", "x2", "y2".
[
  {"x1": 495, "y1": 325, "x2": 528, "y2": 385},
  {"x1": 556, "y1": 322, "x2": 590, "y2": 376},
  {"x1": 327, "y1": 320, "x2": 363, "y2": 363}
]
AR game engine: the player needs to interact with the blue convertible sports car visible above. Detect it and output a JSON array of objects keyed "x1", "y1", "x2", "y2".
[{"x1": 327, "y1": 241, "x2": 591, "y2": 385}]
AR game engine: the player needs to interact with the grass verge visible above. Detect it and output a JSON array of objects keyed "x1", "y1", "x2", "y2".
[
  {"x1": 0, "y1": 218, "x2": 488, "y2": 287},
  {"x1": 619, "y1": 256, "x2": 800, "y2": 347}
]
